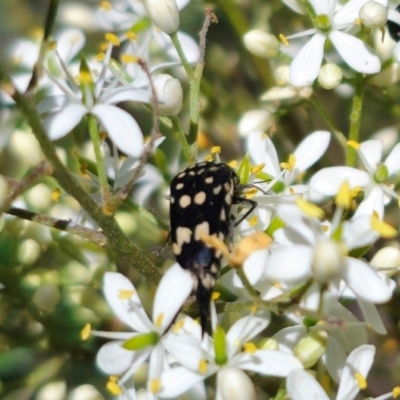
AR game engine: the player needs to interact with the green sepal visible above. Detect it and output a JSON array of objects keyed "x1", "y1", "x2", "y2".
[
  {"x1": 237, "y1": 154, "x2": 251, "y2": 184},
  {"x1": 265, "y1": 216, "x2": 285, "y2": 237},
  {"x1": 271, "y1": 180, "x2": 285, "y2": 194},
  {"x1": 373, "y1": 164, "x2": 389, "y2": 183},
  {"x1": 130, "y1": 18, "x2": 152, "y2": 33},
  {"x1": 122, "y1": 332, "x2": 159, "y2": 351},
  {"x1": 214, "y1": 282, "x2": 239, "y2": 302},
  {"x1": 303, "y1": 316, "x2": 318, "y2": 328},
  {"x1": 213, "y1": 325, "x2": 228, "y2": 366}
]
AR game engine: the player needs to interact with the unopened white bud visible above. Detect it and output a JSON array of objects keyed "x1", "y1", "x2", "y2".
[
  {"x1": 359, "y1": 1, "x2": 387, "y2": 28},
  {"x1": 154, "y1": 74, "x2": 183, "y2": 115},
  {"x1": 218, "y1": 367, "x2": 256, "y2": 400},
  {"x1": 243, "y1": 30, "x2": 280, "y2": 58},
  {"x1": 312, "y1": 240, "x2": 345, "y2": 283},
  {"x1": 258, "y1": 337, "x2": 279, "y2": 350},
  {"x1": 294, "y1": 330, "x2": 328, "y2": 368},
  {"x1": 371, "y1": 246, "x2": 400, "y2": 274},
  {"x1": 238, "y1": 109, "x2": 274, "y2": 137},
  {"x1": 145, "y1": 0, "x2": 180, "y2": 34},
  {"x1": 318, "y1": 63, "x2": 343, "y2": 89},
  {"x1": 275, "y1": 65, "x2": 290, "y2": 85}
]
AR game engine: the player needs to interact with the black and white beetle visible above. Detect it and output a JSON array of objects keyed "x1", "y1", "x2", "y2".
[{"x1": 169, "y1": 161, "x2": 258, "y2": 335}]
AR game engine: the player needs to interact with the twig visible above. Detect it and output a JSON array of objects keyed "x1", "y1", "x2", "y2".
[{"x1": 6, "y1": 207, "x2": 108, "y2": 246}]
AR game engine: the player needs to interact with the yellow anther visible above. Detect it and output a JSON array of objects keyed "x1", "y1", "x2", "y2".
[
  {"x1": 245, "y1": 187, "x2": 258, "y2": 199},
  {"x1": 105, "y1": 32, "x2": 120, "y2": 46},
  {"x1": 96, "y1": 52, "x2": 105, "y2": 62},
  {"x1": 118, "y1": 289, "x2": 134, "y2": 299},
  {"x1": 393, "y1": 386, "x2": 400, "y2": 398},
  {"x1": 249, "y1": 305, "x2": 257, "y2": 314},
  {"x1": 335, "y1": 181, "x2": 351, "y2": 209},
  {"x1": 211, "y1": 146, "x2": 221, "y2": 154},
  {"x1": 350, "y1": 186, "x2": 362, "y2": 197},
  {"x1": 280, "y1": 154, "x2": 296, "y2": 171},
  {"x1": 121, "y1": 54, "x2": 138, "y2": 64},
  {"x1": 100, "y1": 42, "x2": 109, "y2": 52},
  {"x1": 347, "y1": 140, "x2": 360, "y2": 150},
  {"x1": 371, "y1": 213, "x2": 398, "y2": 238},
  {"x1": 126, "y1": 31, "x2": 139, "y2": 41},
  {"x1": 150, "y1": 378, "x2": 161, "y2": 394},
  {"x1": 251, "y1": 163, "x2": 265, "y2": 175},
  {"x1": 273, "y1": 282, "x2": 282, "y2": 289},
  {"x1": 204, "y1": 154, "x2": 213, "y2": 161},
  {"x1": 354, "y1": 17, "x2": 362, "y2": 25},
  {"x1": 155, "y1": 313, "x2": 164, "y2": 328},
  {"x1": 249, "y1": 216, "x2": 258, "y2": 226},
  {"x1": 279, "y1": 33, "x2": 289, "y2": 47},
  {"x1": 296, "y1": 197, "x2": 325, "y2": 219},
  {"x1": 197, "y1": 132, "x2": 210, "y2": 149},
  {"x1": 100, "y1": 1, "x2": 112, "y2": 10},
  {"x1": 52, "y1": 188, "x2": 61, "y2": 202},
  {"x1": 198, "y1": 359, "x2": 208, "y2": 374},
  {"x1": 243, "y1": 342, "x2": 257, "y2": 353},
  {"x1": 228, "y1": 160, "x2": 238, "y2": 168},
  {"x1": 354, "y1": 372, "x2": 367, "y2": 389},
  {"x1": 289, "y1": 187, "x2": 295, "y2": 194},
  {"x1": 79, "y1": 70, "x2": 93, "y2": 84},
  {"x1": 49, "y1": 40, "x2": 57, "y2": 51},
  {"x1": 212, "y1": 291, "x2": 221, "y2": 301},
  {"x1": 321, "y1": 224, "x2": 329, "y2": 232},
  {"x1": 106, "y1": 376, "x2": 122, "y2": 395},
  {"x1": 80, "y1": 323, "x2": 91, "y2": 340},
  {"x1": 172, "y1": 319, "x2": 185, "y2": 333}
]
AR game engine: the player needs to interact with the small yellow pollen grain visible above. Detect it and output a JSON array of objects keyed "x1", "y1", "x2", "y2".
[
  {"x1": 52, "y1": 188, "x2": 61, "y2": 202},
  {"x1": 279, "y1": 33, "x2": 289, "y2": 47},
  {"x1": 126, "y1": 31, "x2": 139, "y2": 41},
  {"x1": 371, "y1": 213, "x2": 398, "y2": 238},
  {"x1": 251, "y1": 163, "x2": 265, "y2": 175},
  {"x1": 296, "y1": 197, "x2": 325, "y2": 219},
  {"x1": 273, "y1": 282, "x2": 282, "y2": 289},
  {"x1": 150, "y1": 378, "x2": 161, "y2": 394},
  {"x1": 105, "y1": 32, "x2": 120, "y2": 46},
  {"x1": 233, "y1": 232, "x2": 272, "y2": 266},
  {"x1": 100, "y1": 42, "x2": 109, "y2": 52},
  {"x1": 106, "y1": 376, "x2": 122, "y2": 395},
  {"x1": 321, "y1": 224, "x2": 329, "y2": 232},
  {"x1": 335, "y1": 180, "x2": 351, "y2": 209},
  {"x1": 211, "y1": 146, "x2": 221, "y2": 154},
  {"x1": 80, "y1": 323, "x2": 91, "y2": 340},
  {"x1": 354, "y1": 17, "x2": 362, "y2": 25},
  {"x1": 205, "y1": 154, "x2": 214, "y2": 162},
  {"x1": 121, "y1": 54, "x2": 138, "y2": 64},
  {"x1": 96, "y1": 52, "x2": 105, "y2": 62},
  {"x1": 243, "y1": 342, "x2": 257, "y2": 353},
  {"x1": 245, "y1": 187, "x2": 258, "y2": 199},
  {"x1": 198, "y1": 359, "x2": 208, "y2": 374},
  {"x1": 155, "y1": 313, "x2": 165, "y2": 328},
  {"x1": 49, "y1": 40, "x2": 57, "y2": 51},
  {"x1": 172, "y1": 319, "x2": 185, "y2": 333},
  {"x1": 347, "y1": 140, "x2": 360, "y2": 150},
  {"x1": 393, "y1": 386, "x2": 400, "y2": 398},
  {"x1": 249, "y1": 215, "x2": 258, "y2": 226},
  {"x1": 249, "y1": 305, "x2": 257, "y2": 314},
  {"x1": 100, "y1": 1, "x2": 112, "y2": 10},
  {"x1": 383, "y1": 338, "x2": 398, "y2": 354},
  {"x1": 79, "y1": 70, "x2": 93, "y2": 84},
  {"x1": 118, "y1": 289, "x2": 135, "y2": 299},
  {"x1": 289, "y1": 187, "x2": 295, "y2": 194},
  {"x1": 228, "y1": 160, "x2": 238, "y2": 168},
  {"x1": 212, "y1": 291, "x2": 221, "y2": 301},
  {"x1": 354, "y1": 372, "x2": 367, "y2": 389}
]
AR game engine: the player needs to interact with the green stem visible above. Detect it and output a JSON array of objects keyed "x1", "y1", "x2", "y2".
[
  {"x1": 87, "y1": 114, "x2": 111, "y2": 211},
  {"x1": 169, "y1": 32, "x2": 194, "y2": 80},
  {"x1": 169, "y1": 116, "x2": 193, "y2": 162},
  {"x1": 309, "y1": 96, "x2": 347, "y2": 149},
  {"x1": 346, "y1": 73, "x2": 365, "y2": 166},
  {"x1": 236, "y1": 267, "x2": 260, "y2": 298},
  {"x1": 298, "y1": 0, "x2": 317, "y2": 25}
]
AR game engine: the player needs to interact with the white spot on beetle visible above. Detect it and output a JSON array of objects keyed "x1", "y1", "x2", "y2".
[
  {"x1": 194, "y1": 191, "x2": 206, "y2": 205},
  {"x1": 205, "y1": 176, "x2": 214, "y2": 184},
  {"x1": 194, "y1": 221, "x2": 210, "y2": 240},
  {"x1": 213, "y1": 185, "x2": 222, "y2": 195},
  {"x1": 179, "y1": 195, "x2": 191, "y2": 208},
  {"x1": 176, "y1": 183, "x2": 184, "y2": 190},
  {"x1": 176, "y1": 227, "x2": 192, "y2": 246}
]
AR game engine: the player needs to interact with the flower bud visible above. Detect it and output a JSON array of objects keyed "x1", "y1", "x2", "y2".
[
  {"x1": 218, "y1": 367, "x2": 256, "y2": 400},
  {"x1": 359, "y1": 1, "x2": 387, "y2": 28},
  {"x1": 145, "y1": 0, "x2": 180, "y2": 34},
  {"x1": 243, "y1": 30, "x2": 280, "y2": 58},
  {"x1": 238, "y1": 109, "x2": 274, "y2": 137},
  {"x1": 370, "y1": 246, "x2": 400, "y2": 274},
  {"x1": 293, "y1": 330, "x2": 328, "y2": 368},
  {"x1": 154, "y1": 74, "x2": 183, "y2": 115},
  {"x1": 312, "y1": 240, "x2": 345, "y2": 283},
  {"x1": 318, "y1": 63, "x2": 343, "y2": 89},
  {"x1": 257, "y1": 337, "x2": 279, "y2": 350}
]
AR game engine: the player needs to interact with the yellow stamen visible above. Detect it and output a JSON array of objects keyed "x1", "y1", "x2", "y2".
[
  {"x1": 244, "y1": 187, "x2": 258, "y2": 199},
  {"x1": 126, "y1": 31, "x2": 139, "y2": 41},
  {"x1": 350, "y1": 186, "x2": 362, "y2": 197},
  {"x1": 96, "y1": 52, "x2": 105, "y2": 62},
  {"x1": 100, "y1": 1, "x2": 112, "y2": 10},
  {"x1": 371, "y1": 213, "x2": 398, "y2": 238},
  {"x1": 52, "y1": 188, "x2": 61, "y2": 202},
  {"x1": 204, "y1": 154, "x2": 213, "y2": 162},
  {"x1": 198, "y1": 359, "x2": 208, "y2": 374},
  {"x1": 354, "y1": 372, "x2": 367, "y2": 389},
  {"x1": 249, "y1": 216, "x2": 258, "y2": 226},
  {"x1": 243, "y1": 342, "x2": 257, "y2": 353},
  {"x1": 296, "y1": 197, "x2": 324, "y2": 219},
  {"x1": 321, "y1": 224, "x2": 329, "y2": 232},
  {"x1": 105, "y1": 32, "x2": 120, "y2": 46},
  {"x1": 155, "y1": 313, "x2": 164, "y2": 328},
  {"x1": 347, "y1": 140, "x2": 360, "y2": 150},
  {"x1": 251, "y1": 163, "x2": 265, "y2": 175},
  {"x1": 280, "y1": 154, "x2": 296, "y2": 171},
  {"x1": 118, "y1": 289, "x2": 134, "y2": 299},
  {"x1": 279, "y1": 33, "x2": 289, "y2": 47},
  {"x1": 80, "y1": 323, "x2": 91, "y2": 340},
  {"x1": 233, "y1": 232, "x2": 272, "y2": 266},
  {"x1": 249, "y1": 305, "x2": 257, "y2": 314},
  {"x1": 211, "y1": 146, "x2": 221, "y2": 154},
  {"x1": 354, "y1": 17, "x2": 362, "y2": 25},
  {"x1": 212, "y1": 292, "x2": 221, "y2": 301},
  {"x1": 100, "y1": 42, "x2": 108, "y2": 52},
  {"x1": 106, "y1": 376, "x2": 122, "y2": 395},
  {"x1": 150, "y1": 378, "x2": 161, "y2": 394},
  {"x1": 79, "y1": 70, "x2": 93, "y2": 84},
  {"x1": 228, "y1": 160, "x2": 238, "y2": 168},
  {"x1": 335, "y1": 181, "x2": 351, "y2": 209},
  {"x1": 120, "y1": 54, "x2": 138, "y2": 64},
  {"x1": 172, "y1": 319, "x2": 185, "y2": 333},
  {"x1": 393, "y1": 386, "x2": 400, "y2": 398},
  {"x1": 49, "y1": 40, "x2": 57, "y2": 51}
]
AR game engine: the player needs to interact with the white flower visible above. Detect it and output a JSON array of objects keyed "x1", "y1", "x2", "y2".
[
  {"x1": 318, "y1": 62, "x2": 343, "y2": 89},
  {"x1": 153, "y1": 74, "x2": 183, "y2": 115},
  {"x1": 286, "y1": 0, "x2": 381, "y2": 86},
  {"x1": 243, "y1": 30, "x2": 280, "y2": 58},
  {"x1": 144, "y1": 0, "x2": 180, "y2": 34},
  {"x1": 237, "y1": 109, "x2": 274, "y2": 138},
  {"x1": 92, "y1": 263, "x2": 194, "y2": 391},
  {"x1": 359, "y1": 1, "x2": 388, "y2": 28}
]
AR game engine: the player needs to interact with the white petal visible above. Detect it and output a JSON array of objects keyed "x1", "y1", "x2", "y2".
[
  {"x1": 216, "y1": 367, "x2": 256, "y2": 400},
  {"x1": 290, "y1": 33, "x2": 326, "y2": 86},
  {"x1": 231, "y1": 350, "x2": 303, "y2": 376},
  {"x1": 287, "y1": 369, "x2": 330, "y2": 400},
  {"x1": 242, "y1": 249, "x2": 268, "y2": 285},
  {"x1": 342, "y1": 214, "x2": 379, "y2": 249},
  {"x1": 359, "y1": 139, "x2": 383, "y2": 173},
  {"x1": 99, "y1": 87, "x2": 152, "y2": 105},
  {"x1": 265, "y1": 246, "x2": 313, "y2": 283},
  {"x1": 56, "y1": 29, "x2": 86, "y2": 63},
  {"x1": 343, "y1": 258, "x2": 393, "y2": 303},
  {"x1": 330, "y1": 31, "x2": 381, "y2": 74},
  {"x1": 91, "y1": 104, "x2": 144, "y2": 158},
  {"x1": 357, "y1": 298, "x2": 387, "y2": 334},
  {"x1": 148, "y1": 343, "x2": 166, "y2": 380},
  {"x1": 353, "y1": 186, "x2": 384, "y2": 219},
  {"x1": 309, "y1": 0, "x2": 330, "y2": 16},
  {"x1": 44, "y1": 104, "x2": 87, "y2": 140},
  {"x1": 333, "y1": 0, "x2": 372, "y2": 26},
  {"x1": 310, "y1": 166, "x2": 371, "y2": 195},
  {"x1": 273, "y1": 325, "x2": 307, "y2": 353},
  {"x1": 282, "y1": 0, "x2": 306, "y2": 14},
  {"x1": 37, "y1": 95, "x2": 69, "y2": 113},
  {"x1": 385, "y1": 142, "x2": 400, "y2": 176},
  {"x1": 153, "y1": 263, "x2": 194, "y2": 333},
  {"x1": 336, "y1": 345, "x2": 375, "y2": 400},
  {"x1": 226, "y1": 316, "x2": 270, "y2": 358},
  {"x1": 103, "y1": 272, "x2": 153, "y2": 332},
  {"x1": 299, "y1": 281, "x2": 321, "y2": 311},
  {"x1": 322, "y1": 336, "x2": 347, "y2": 383}
]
